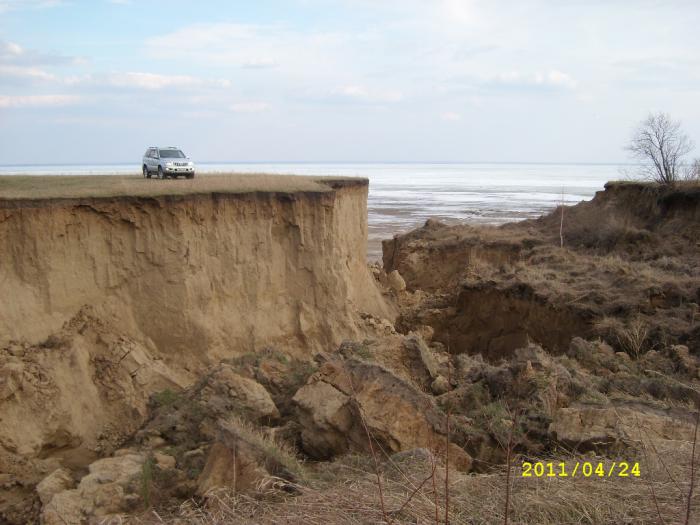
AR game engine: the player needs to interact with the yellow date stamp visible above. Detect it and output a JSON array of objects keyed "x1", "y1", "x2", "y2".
[{"x1": 521, "y1": 461, "x2": 641, "y2": 478}]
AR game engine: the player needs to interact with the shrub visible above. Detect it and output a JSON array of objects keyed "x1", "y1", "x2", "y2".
[{"x1": 151, "y1": 389, "x2": 182, "y2": 408}]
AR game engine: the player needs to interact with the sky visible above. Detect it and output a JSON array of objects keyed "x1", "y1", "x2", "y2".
[{"x1": 0, "y1": 0, "x2": 699, "y2": 164}]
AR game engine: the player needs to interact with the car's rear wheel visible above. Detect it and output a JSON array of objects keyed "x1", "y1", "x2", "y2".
[{"x1": 157, "y1": 166, "x2": 164, "y2": 179}]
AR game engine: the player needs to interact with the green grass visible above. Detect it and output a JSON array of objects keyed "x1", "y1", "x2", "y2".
[{"x1": 151, "y1": 389, "x2": 182, "y2": 408}]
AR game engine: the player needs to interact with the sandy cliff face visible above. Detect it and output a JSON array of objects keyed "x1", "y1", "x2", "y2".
[
  {"x1": 0, "y1": 178, "x2": 396, "y2": 521},
  {"x1": 0, "y1": 180, "x2": 390, "y2": 362}
]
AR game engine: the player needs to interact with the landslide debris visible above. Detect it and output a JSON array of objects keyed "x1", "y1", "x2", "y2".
[
  {"x1": 383, "y1": 182, "x2": 700, "y2": 358},
  {"x1": 0, "y1": 306, "x2": 184, "y2": 523},
  {"x1": 292, "y1": 354, "x2": 472, "y2": 470}
]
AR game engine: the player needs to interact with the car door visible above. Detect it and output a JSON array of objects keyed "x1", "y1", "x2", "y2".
[
  {"x1": 144, "y1": 149, "x2": 152, "y2": 170},
  {"x1": 152, "y1": 148, "x2": 160, "y2": 170},
  {"x1": 148, "y1": 148, "x2": 157, "y2": 170}
]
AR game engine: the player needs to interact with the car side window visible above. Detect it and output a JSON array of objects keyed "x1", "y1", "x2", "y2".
[{"x1": 147, "y1": 148, "x2": 154, "y2": 158}]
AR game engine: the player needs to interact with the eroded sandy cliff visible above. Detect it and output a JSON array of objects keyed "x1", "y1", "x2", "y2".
[
  {"x1": 0, "y1": 176, "x2": 397, "y2": 521},
  {"x1": 0, "y1": 177, "x2": 391, "y2": 360}
]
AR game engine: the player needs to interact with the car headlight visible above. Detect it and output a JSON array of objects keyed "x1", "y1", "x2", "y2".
[
  {"x1": 165, "y1": 162, "x2": 174, "y2": 167},
  {"x1": 188, "y1": 162, "x2": 194, "y2": 167}
]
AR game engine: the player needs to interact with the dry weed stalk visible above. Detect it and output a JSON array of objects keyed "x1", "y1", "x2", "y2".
[
  {"x1": 621, "y1": 317, "x2": 649, "y2": 359},
  {"x1": 502, "y1": 409, "x2": 521, "y2": 525},
  {"x1": 635, "y1": 413, "x2": 666, "y2": 525},
  {"x1": 559, "y1": 187, "x2": 565, "y2": 248},
  {"x1": 685, "y1": 407, "x2": 700, "y2": 525},
  {"x1": 343, "y1": 363, "x2": 447, "y2": 525},
  {"x1": 444, "y1": 338, "x2": 452, "y2": 525},
  {"x1": 348, "y1": 382, "x2": 391, "y2": 524}
]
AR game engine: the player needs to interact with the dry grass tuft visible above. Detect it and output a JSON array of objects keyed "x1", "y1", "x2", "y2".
[{"x1": 126, "y1": 437, "x2": 700, "y2": 525}]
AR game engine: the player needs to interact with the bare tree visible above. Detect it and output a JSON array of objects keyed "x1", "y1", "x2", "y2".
[
  {"x1": 687, "y1": 159, "x2": 700, "y2": 181},
  {"x1": 627, "y1": 112, "x2": 694, "y2": 185}
]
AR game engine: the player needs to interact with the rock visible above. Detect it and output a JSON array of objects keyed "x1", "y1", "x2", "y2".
[
  {"x1": 549, "y1": 406, "x2": 622, "y2": 451},
  {"x1": 147, "y1": 436, "x2": 167, "y2": 449},
  {"x1": 200, "y1": 364, "x2": 280, "y2": 423},
  {"x1": 256, "y1": 358, "x2": 289, "y2": 390},
  {"x1": 153, "y1": 452, "x2": 176, "y2": 470},
  {"x1": 414, "y1": 324, "x2": 434, "y2": 342},
  {"x1": 292, "y1": 380, "x2": 352, "y2": 459},
  {"x1": 404, "y1": 335, "x2": 440, "y2": 380},
  {"x1": 183, "y1": 447, "x2": 205, "y2": 459},
  {"x1": 41, "y1": 490, "x2": 83, "y2": 525},
  {"x1": 292, "y1": 358, "x2": 472, "y2": 471},
  {"x1": 265, "y1": 421, "x2": 302, "y2": 449},
  {"x1": 549, "y1": 404, "x2": 698, "y2": 453},
  {"x1": 197, "y1": 419, "x2": 300, "y2": 495},
  {"x1": 378, "y1": 318, "x2": 396, "y2": 334},
  {"x1": 41, "y1": 453, "x2": 145, "y2": 524},
  {"x1": 387, "y1": 270, "x2": 407, "y2": 292},
  {"x1": 36, "y1": 468, "x2": 74, "y2": 505},
  {"x1": 0, "y1": 361, "x2": 23, "y2": 401},
  {"x1": 6, "y1": 343, "x2": 26, "y2": 358},
  {"x1": 431, "y1": 375, "x2": 450, "y2": 395},
  {"x1": 390, "y1": 447, "x2": 435, "y2": 464}
]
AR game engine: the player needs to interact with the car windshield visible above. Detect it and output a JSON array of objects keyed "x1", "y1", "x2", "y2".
[{"x1": 159, "y1": 149, "x2": 186, "y2": 158}]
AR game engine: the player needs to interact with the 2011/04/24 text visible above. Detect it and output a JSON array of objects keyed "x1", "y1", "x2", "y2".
[{"x1": 521, "y1": 461, "x2": 641, "y2": 478}]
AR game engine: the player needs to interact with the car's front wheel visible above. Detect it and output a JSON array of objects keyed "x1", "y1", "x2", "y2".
[
  {"x1": 157, "y1": 166, "x2": 164, "y2": 179},
  {"x1": 186, "y1": 171, "x2": 195, "y2": 179},
  {"x1": 143, "y1": 165, "x2": 150, "y2": 178}
]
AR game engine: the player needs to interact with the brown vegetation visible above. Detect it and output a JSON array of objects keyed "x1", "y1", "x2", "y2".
[{"x1": 0, "y1": 173, "x2": 367, "y2": 201}]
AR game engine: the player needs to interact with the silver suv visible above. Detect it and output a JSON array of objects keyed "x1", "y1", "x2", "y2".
[{"x1": 142, "y1": 147, "x2": 195, "y2": 179}]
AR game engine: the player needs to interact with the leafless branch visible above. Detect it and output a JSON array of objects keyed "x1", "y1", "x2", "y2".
[{"x1": 626, "y1": 112, "x2": 694, "y2": 185}]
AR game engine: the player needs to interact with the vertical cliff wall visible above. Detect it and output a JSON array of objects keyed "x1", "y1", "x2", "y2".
[{"x1": 0, "y1": 178, "x2": 391, "y2": 364}]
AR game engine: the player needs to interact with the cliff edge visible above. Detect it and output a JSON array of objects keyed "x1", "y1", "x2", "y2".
[{"x1": 0, "y1": 175, "x2": 392, "y2": 360}]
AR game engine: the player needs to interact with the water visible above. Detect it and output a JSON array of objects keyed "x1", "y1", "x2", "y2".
[{"x1": 0, "y1": 162, "x2": 623, "y2": 259}]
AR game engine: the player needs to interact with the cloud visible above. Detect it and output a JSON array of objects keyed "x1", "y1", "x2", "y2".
[
  {"x1": 439, "y1": 0, "x2": 478, "y2": 25},
  {"x1": 145, "y1": 22, "x2": 373, "y2": 75},
  {"x1": 241, "y1": 57, "x2": 278, "y2": 69},
  {"x1": 103, "y1": 72, "x2": 229, "y2": 90},
  {"x1": 230, "y1": 102, "x2": 271, "y2": 113},
  {"x1": 0, "y1": 39, "x2": 77, "y2": 66},
  {"x1": 146, "y1": 23, "x2": 274, "y2": 67},
  {"x1": 60, "y1": 72, "x2": 232, "y2": 91},
  {"x1": 483, "y1": 70, "x2": 578, "y2": 92},
  {"x1": 0, "y1": 0, "x2": 64, "y2": 13},
  {"x1": 440, "y1": 111, "x2": 461, "y2": 121},
  {"x1": 0, "y1": 94, "x2": 79, "y2": 108},
  {"x1": 0, "y1": 64, "x2": 56, "y2": 81},
  {"x1": 331, "y1": 85, "x2": 403, "y2": 103}
]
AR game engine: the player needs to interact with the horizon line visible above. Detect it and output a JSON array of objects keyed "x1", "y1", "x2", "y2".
[{"x1": 0, "y1": 160, "x2": 638, "y2": 168}]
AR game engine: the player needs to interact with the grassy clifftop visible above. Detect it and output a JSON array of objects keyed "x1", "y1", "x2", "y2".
[{"x1": 0, "y1": 174, "x2": 368, "y2": 201}]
